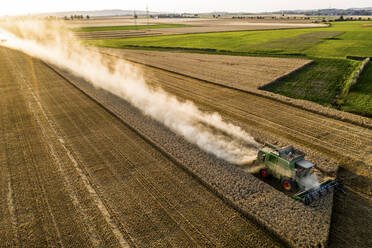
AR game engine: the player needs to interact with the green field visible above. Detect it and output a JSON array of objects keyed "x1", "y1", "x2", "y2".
[
  {"x1": 343, "y1": 63, "x2": 372, "y2": 117},
  {"x1": 86, "y1": 21, "x2": 372, "y2": 117},
  {"x1": 262, "y1": 58, "x2": 360, "y2": 106},
  {"x1": 74, "y1": 24, "x2": 190, "y2": 32},
  {"x1": 87, "y1": 22, "x2": 372, "y2": 58}
]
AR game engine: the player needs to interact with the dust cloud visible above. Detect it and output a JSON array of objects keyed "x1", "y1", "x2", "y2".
[
  {"x1": 0, "y1": 18, "x2": 259, "y2": 164},
  {"x1": 298, "y1": 174, "x2": 320, "y2": 190}
]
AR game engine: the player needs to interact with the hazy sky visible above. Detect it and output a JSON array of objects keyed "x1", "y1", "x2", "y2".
[{"x1": 1, "y1": 0, "x2": 371, "y2": 16}]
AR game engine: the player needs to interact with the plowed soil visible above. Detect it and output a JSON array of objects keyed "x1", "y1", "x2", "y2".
[
  {"x1": 0, "y1": 46, "x2": 282, "y2": 247},
  {"x1": 98, "y1": 50, "x2": 372, "y2": 248}
]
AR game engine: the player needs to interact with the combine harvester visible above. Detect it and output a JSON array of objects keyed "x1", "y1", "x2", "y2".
[{"x1": 254, "y1": 144, "x2": 344, "y2": 205}]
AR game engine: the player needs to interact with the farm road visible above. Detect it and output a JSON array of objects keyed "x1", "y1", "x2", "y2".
[{"x1": 0, "y1": 46, "x2": 281, "y2": 247}]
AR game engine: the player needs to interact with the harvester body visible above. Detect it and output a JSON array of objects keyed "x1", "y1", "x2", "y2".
[{"x1": 256, "y1": 144, "x2": 343, "y2": 205}]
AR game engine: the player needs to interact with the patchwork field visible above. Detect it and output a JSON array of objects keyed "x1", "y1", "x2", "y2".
[
  {"x1": 89, "y1": 21, "x2": 372, "y2": 115},
  {"x1": 68, "y1": 17, "x2": 324, "y2": 28},
  {"x1": 74, "y1": 18, "x2": 326, "y2": 40},
  {"x1": 87, "y1": 21, "x2": 372, "y2": 57}
]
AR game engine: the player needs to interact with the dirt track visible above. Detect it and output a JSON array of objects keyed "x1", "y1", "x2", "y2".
[
  {"x1": 98, "y1": 51, "x2": 372, "y2": 248},
  {"x1": 0, "y1": 46, "x2": 282, "y2": 247}
]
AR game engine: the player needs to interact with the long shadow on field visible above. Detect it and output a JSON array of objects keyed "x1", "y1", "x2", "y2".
[{"x1": 329, "y1": 168, "x2": 372, "y2": 248}]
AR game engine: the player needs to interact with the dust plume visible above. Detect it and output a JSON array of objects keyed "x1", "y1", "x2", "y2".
[
  {"x1": 0, "y1": 18, "x2": 259, "y2": 164},
  {"x1": 298, "y1": 174, "x2": 320, "y2": 190}
]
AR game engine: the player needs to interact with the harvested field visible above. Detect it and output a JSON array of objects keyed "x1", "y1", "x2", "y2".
[
  {"x1": 99, "y1": 48, "x2": 311, "y2": 89},
  {"x1": 75, "y1": 30, "x2": 165, "y2": 40},
  {"x1": 96, "y1": 51, "x2": 372, "y2": 247},
  {"x1": 77, "y1": 24, "x2": 325, "y2": 39},
  {"x1": 0, "y1": 46, "x2": 286, "y2": 247},
  {"x1": 49, "y1": 60, "x2": 335, "y2": 248},
  {"x1": 74, "y1": 18, "x2": 326, "y2": 39}
]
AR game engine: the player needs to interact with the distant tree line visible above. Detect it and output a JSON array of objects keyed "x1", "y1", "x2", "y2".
[
  {"x1": 150, "y1": 14, "x2": 199, "y2": 19},
  {"x1": 232, "y1": 16, "x2": 311, "y2": 20},
  {"x1": 332, "y1": 16, "x2": 371, "y2": 22},
  {"x1": 305, "y1": 9, "x2": 372, "y2": 16},
  {"x1": 65, "y1": 15, "x2": 90, "y2": 20}
]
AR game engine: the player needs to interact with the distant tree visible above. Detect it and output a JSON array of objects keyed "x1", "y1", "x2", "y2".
[
  {"x1": 339, "y1": 15, "x2": 344, "y2": 21},
  {"x1": 86, "y1": 15, "x2": 90, "y2": 19},
  {"x1": 70, "y1": 15, "x2": 74, "y2": 20},
  {"x1": 64, "y1": 16, "x2": 68, "y2": 20}
]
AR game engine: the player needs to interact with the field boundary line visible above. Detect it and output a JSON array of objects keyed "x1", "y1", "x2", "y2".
[{"x1": 102, "y1": 51, "x2": 372, "y2": 130}]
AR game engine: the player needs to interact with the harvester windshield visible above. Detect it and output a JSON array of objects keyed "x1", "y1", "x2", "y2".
[{"x1": 295, "y1": 160, "x2": 314, "y2": 178}]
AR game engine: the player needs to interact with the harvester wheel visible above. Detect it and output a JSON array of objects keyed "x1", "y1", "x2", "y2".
[
  {"x1": 281, "y1": 178, "x2": 295, "y2": 191},
  {"x1": 259, "y1": 168, "x2": 269, "y2": 178}
]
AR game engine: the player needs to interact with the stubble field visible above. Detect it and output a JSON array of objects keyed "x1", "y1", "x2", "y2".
[
  {"x1": 97, "y1": 50, "x2": 372, "y2": 248},
  {"x1": 99, "y1": 48, "x2": 311, "y2": 89},
  {"x1": 0, "y1": 46, "x2": 283, "y2": 247}
]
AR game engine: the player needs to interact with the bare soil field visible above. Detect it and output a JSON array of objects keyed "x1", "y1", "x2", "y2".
[
  {"x1": 0, "y1": 46, "x2": 284, "y2": 247},
  {"x1": 97, "y1": 52, "x2": 371, "y2": 247},
  {"x1": 99, "y1": 48, "x2": 311, "y2": 89}
]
